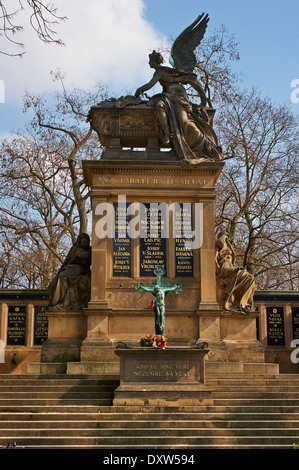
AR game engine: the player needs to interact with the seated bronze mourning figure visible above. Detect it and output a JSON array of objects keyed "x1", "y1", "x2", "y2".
[
  {"x1": 47, "y1": 233, "x2": 91, "y2": 310},
  {"x1": 215, "y1": 231, "x2": 255, "y2": 315}
]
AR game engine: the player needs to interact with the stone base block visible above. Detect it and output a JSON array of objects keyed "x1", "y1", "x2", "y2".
[
  {"x1": 67, "y1": 361, "x2": 120, "y2": 375},
  {"x1": 224, "y1": 340, "x2": 265, "y2": 363},
  {"x1": 27, "y1": 362, "x2": 67, "y2": 375},
  {"x1": 206, "y1": 361, "x2": 244, "y2": 374},
  {"x1": 243, "y1": 363, "x2": 279, "y2": 375},
  {"x1": 41, "y1": 338, "x2": 82, "y2": 363},
  {"x1": 199, "y1": 340, "x2": 229, "y2": 362},
  {"x1": 113, "y1": 347, "x2": 211, "y2": 406},
  {"x1": 80, "y1": 338, "x2": 119, "y2": 362},
  {"x1": 46, "y1": 309, "x2": 87, "y2": 339},
  {"x1": 198, "y1": 310, "x2": 264, "y2": 363},
  {"x1": 206, "y1": 361, "x2": 279, "y2": 375}
]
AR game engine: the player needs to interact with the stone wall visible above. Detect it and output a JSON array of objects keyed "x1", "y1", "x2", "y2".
[{"x1": 0, "y1": 289, "x2": 298, "y2": 373}]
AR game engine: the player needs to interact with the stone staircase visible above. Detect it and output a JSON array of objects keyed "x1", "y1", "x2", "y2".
[{"x1": 0, "y1": 368, "x2": 299, "y2": 449}]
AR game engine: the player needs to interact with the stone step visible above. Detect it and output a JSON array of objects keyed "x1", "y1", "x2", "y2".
[
  {"x1": 3, "y1": 383, "x2": 299, "y2": 393},
  {"x1": 0, "y1": 435, "x2": 296, "y2": 447},
  {"x1": 210, "y1": 387, "x2": 299, "y2": 393},
  {"x1": 207, "y1": 379, "x2": 299, "y2": 386},
  {"x1": 7, "y1": 445, "x2": 293, "y2": 449},
  {"x1": 0, "y1": 385, "x2": 117, "y2": 393},
  {"x1": 0, "y1": 374, "x2": 119, "y2": 381},
  {"x1": 0, "y1": 405, "x2": 298, "y2": 415},
  {"x1": 0, "y1": 375, "x2": 119, "y2": 386},
  {"x1": 1, "y1": 427, "x2": 299, "y2": 438},
  {"x1": 206, "y1": 362, "x2": 280, "y2": 375},
  {"x1": 2, "y1": 388, "x2": 298, "y2": 398},
  {"x1": 0, "y1": 398, "x2": 113, "y2": 406},
  {"x1": 212, "y1": 398, "x2": 299, "y2": 406},
  {"x1": 3, "y1": 380, "x2": 299, "y2": 388},
  {"x1": 210, "y1": 391, "x2": 299, "y2": 398},
  {"x1": 0, "y1": 391, "x2": 114, "y2": 399},
  {"x1": 0, "y1": 371, "x2": 297, "y2": 450},
  {"x1": 207, "y1": 373, "x2": 297, "y2": 379},
  {"x1": 1, "y1": 419, "x2": 299, "y2": 429},
  {"x1": 1, "y1": 411, "x2": 299, "y2": 421},
  {"x1": 0, "y1": 406, "x2": 102, "y2": 414},
  {"x1": 67, "y1": 362, "x2": 120, "y2": 375}
]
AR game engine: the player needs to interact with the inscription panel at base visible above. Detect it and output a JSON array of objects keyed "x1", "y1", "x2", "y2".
[{"x1": 124, "y1": 358, "x2": 198, "y2": 383}]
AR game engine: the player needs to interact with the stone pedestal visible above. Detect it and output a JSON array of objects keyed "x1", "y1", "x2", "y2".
[
  {"x1": 81, "y1": 154, "x2": 224, "y2": 357},
  {"x1": 113, "y1": 347, "x2": 212, "y2": 406},
  {"x1": 198, "y1": 309, "x2": 264, "y2": 362},
  {"x1": 41, "y1": 310, "x2": 86, "y2": 363},
  {"x1": 37, "y1": 103, "x2": 264, "y2": 373}
]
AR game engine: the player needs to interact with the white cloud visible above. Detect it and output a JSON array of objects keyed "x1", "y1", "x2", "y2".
[{"x1": 0, "y1": 0, "x2": 169, "y2": 103}]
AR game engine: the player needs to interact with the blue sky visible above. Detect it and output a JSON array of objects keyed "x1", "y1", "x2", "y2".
[{"x1": 0, "y1": 0, "x2": 298, "y2": 134}]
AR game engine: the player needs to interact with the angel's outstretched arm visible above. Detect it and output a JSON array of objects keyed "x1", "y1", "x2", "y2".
[{"x1": 135, "y1": 69, "x2": 162, "y2": 97}]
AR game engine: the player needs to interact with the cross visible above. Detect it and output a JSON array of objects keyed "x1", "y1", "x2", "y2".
[{"x1": 136, "y1": 267, "x2": 184, "y2": 335}]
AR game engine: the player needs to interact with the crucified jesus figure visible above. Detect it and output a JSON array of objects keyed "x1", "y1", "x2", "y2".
[{"x1": 136, "y1": 267, "x2": 183, "y2": 335}]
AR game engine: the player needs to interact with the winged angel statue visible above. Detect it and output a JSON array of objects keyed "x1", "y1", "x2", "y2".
[{"x1": 135, "y1": 13, "x2": 222, "y2": 165}]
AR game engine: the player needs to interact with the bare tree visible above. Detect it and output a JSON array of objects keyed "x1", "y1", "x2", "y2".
[
  {"x1": 0, "y1": 0, "x2": 66, "y2": 57},
  {"x1": 23, "y1": 71, "x2": 107, "y2": 235},
  {"x1": 215, "y1": 88, "x2": 299, "y2": 289},
  {"x1": 0, "y1": 74, "x2": 107, "y2": 287},
  {"x1": 193, "y1": 25, "x2": 241, "y2": 114}
]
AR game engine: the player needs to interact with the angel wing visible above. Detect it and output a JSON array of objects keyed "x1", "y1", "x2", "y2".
[{"x1": 169, "y1": 13, "x2": 209, "y2": 72}]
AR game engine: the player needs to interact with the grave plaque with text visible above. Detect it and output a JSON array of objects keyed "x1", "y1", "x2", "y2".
[
  {"x1": 139, "y1": 203, "x2": 167, "y2": 277},
  {"x1": 113, "y1": 348, "x2": 211, "y2": 406},
  {"x1": 292, "y1": 307, "x2": 299, "y2": 340},
  {"x1": 266, "y1": 307, "x2": 285, "y2": 346},
  {"x1": 34, "y1": 306, "x2": 48, "y2": 345},
  {"x1": 7, "y1": 306, "x2": 26, "y2": 346},
  {"x1": 113, "y1": 202, "x2": 131, "y2": 277},
  {"x1": 175, "y1": 204, "x2": 193, "y2": 277}
]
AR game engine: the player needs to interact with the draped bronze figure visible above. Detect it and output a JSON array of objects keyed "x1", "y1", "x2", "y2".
[
  {"x1": 47, "y1": 233, "x2": 91, "y2": 310},
  {"x1": 135, "y1": 13, "x2": 222, "y2": 165},
  {"x1": 215, "y1": 231, "x2": 255, "y2": 315}
]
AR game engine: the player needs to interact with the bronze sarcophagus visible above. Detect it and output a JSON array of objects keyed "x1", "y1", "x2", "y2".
[{"x1": 88, "y1": 99, "x2": 164, "y2": 150}]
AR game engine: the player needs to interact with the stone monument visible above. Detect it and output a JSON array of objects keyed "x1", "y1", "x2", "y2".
[{"x1": 40, "y1": 13, "x2": 263, "y2": 381}]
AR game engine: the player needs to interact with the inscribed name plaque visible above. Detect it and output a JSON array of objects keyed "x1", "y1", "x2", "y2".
[
  {"x1": 139, "y1": 204, "x2": 167, "y2": 277},
  {"x1": 112, "y1": 203, "x2": 131, "y2": 277},
  {"x1": 175, "y1": 204, "x2": 193, "y2": 277},
  {"x1": 266, "y1": 307, "x2": 285, "y2": 346},
  {"x1": 34, "y1": 306, "x2": 48, "y2": 345},
  {"x1": 292, "y1": 307, "x2": 299, "y2": 340},
  {"x1": 7, "y1": 306, "x2": 26, "y2": 346}
]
